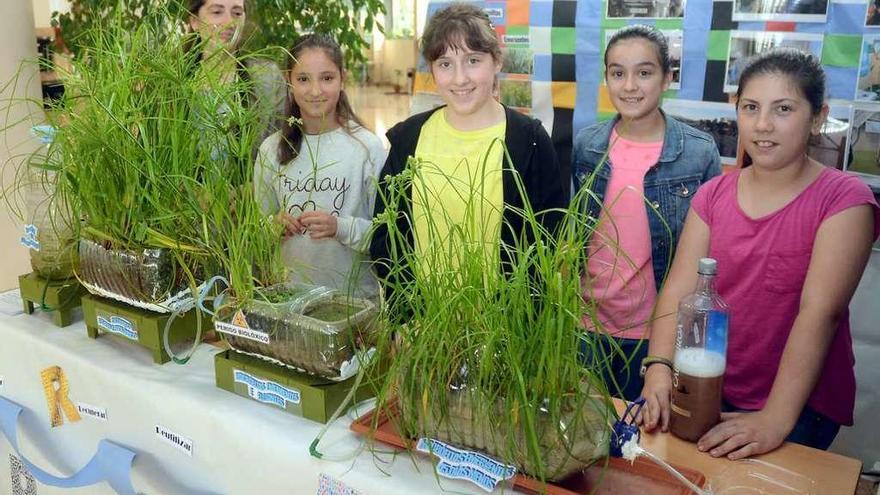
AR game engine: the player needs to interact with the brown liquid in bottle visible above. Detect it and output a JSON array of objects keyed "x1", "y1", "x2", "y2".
[{"x1": 670, "y1": 348, "x2": 725, "y2": 442}]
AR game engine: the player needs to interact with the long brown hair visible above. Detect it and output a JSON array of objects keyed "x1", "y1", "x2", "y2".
[{"x1": 277, "y1": 33, "x2": 366, "y2": 165}]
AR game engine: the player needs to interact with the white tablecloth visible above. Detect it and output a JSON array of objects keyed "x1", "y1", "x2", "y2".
[{"x1": 0, "y1": 309, "x2": 507, "y2": 495}]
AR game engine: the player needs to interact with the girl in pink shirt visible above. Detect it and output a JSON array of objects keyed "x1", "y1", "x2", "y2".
[{"x1": 640, "y1": 49, "x2": 880, "y2": 457}]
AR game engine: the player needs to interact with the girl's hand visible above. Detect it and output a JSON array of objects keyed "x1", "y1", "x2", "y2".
[
  {"x1": 697, "y1": 410, "x2": 789, "y2": 460},
  {"x1": 637, "y1": 365, "x2": 673, "y2": 432},
  {"x1": 298, "y1": 210, "x2": 338, "y2": 239},
  {"x1": 276, "y1": 212, "x2": 305, "y2": 237}
]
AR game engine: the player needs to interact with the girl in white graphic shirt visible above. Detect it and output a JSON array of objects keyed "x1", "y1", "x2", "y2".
[{"x1": 255, "y1": 34, "x2": 387, "y2": 298}]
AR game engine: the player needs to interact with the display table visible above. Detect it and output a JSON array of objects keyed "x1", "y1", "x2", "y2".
[{"x1": 0, "y1": 310, "x2": 862, "y2": 494}]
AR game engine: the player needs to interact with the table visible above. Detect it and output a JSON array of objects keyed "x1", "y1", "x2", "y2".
[
  {"x1": 0, "y1": 309, "x2": 862, "y2": 494},
  {"x1": 638, "y1": 417, "x2": 861, "y2": 494}
]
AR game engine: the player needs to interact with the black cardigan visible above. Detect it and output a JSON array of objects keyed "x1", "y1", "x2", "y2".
[{"x1": 369, "y1": 105, "x2": 570, "y2": 303}]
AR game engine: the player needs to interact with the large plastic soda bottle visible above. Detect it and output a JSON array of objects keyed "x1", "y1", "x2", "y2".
[
  {"x1": 24, "y1": 125, "x2": 76, "y2": 280},
  {"x1": 669, "y1": 257, "x2": 729, "y2": 442}
]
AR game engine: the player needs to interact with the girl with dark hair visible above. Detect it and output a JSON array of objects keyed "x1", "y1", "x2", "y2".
[
  {"x1": 572, "y1": 24, "x2": 721, "y2": 401},
  {"x1": 255, "y1": 34, "x2": 386, "y2": 298},
  {"x1": 187, "y1": 0, "x2": 246, "y2": 57},
  {"x1": 640, "y1": 49, "x2": 879, "y2": 457},
  {"x1": 369, "y1": 2, "x2": 568, "y2": 304},
  {"x1": 185, "y1": 0, "x2": 287, "y2": 153}
]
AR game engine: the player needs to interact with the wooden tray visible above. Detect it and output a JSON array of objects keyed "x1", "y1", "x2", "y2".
[{"x1": 351, "y1": 406, "x2": 706, "y2": 494}]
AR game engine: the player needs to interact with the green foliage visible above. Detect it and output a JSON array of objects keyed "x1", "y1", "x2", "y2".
[
  {"x1": 198, "y1": 163, "x2": 288, "y2": 303},
  {"x1": 500, "y1": 80, "x2": 532, "y2": 109},
  {"x1": 48, "y1": 11, "x2": 255, "y2": 254},
  {"x1": 502, "y1": 47, "x2": 534, "y2": 75},
  {"x1": 241, "y1": 0, "x2": 385, "y2": 68},
  {"x1": 45, "y1": 8, "x2": 288, "y2": 307},
  {"x1": 366, "y1": 146, "x2": 617, "y2": 482},
  {"x1": 51, "y1": 0, "x2": 385, "y2": 68},
  {"x1": 51, "y1": 0, "x2": 186, "y2": 56}
]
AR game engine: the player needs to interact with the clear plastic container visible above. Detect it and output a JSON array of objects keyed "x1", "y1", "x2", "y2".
[
  {"x1": 396, "y1": 381, "x2": 613, "y2": 482},
  {"x1": 77, "y1": 238, "x2": 197, "y2": 313},
  {"x1": 214, "y1": 283, "x2": 378, "y2": 381},
  {"x1": 708, "y1": 459, "x2": 816, "y2": 495}
]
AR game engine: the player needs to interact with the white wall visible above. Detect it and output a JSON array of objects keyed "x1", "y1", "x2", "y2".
[
  {"x1": 371, "y1": 38, "x2": 417, "y2": 86},
  {"x1": 831, "y1": 245, "x2": 880, "y2": 471},
  {"x1": 32, "y1": 0, "x2": 52, "y2": 28},
  {"x1": 381, "y1": 38, "x2": 416, "y2": 86},
  {"x1": 0, "y1": 2, "x2": 43, "y2": 290},
  {"x1": 31, "y1": 0, "x2": 68, "y2": 28}
]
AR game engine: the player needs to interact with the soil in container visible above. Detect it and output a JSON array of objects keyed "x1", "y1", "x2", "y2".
[{"x1": 304, "y1": 302, "x2": 360, "y2": 322}]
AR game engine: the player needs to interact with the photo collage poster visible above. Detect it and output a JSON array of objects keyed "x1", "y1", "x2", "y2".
[{"x1": 414, "y1": 0, "x2": 880, "y2": 183}]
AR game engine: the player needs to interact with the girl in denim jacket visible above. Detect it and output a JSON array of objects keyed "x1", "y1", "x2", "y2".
[{"x1": 573, "y1": 25, "x2": 721, "y2": 401}]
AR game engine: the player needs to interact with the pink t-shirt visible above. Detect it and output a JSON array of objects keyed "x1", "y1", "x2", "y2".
[
  {"x1": 691, "y1": 167, "x2": 880, "y2": 425},
  {"x1": 583, "y1": 130, "x2": 662, "y2": 340}
]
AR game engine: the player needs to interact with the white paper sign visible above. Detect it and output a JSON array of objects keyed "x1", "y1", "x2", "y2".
[
  {"x1": 214, "y1": 321, "x2": 270, "y2": 344},
  {"x1": 155, "y1": 424, "x2": 193, "y2": 456},
  {"x1": 76, "y1": 402, "x2": 108, "y2": 421}
]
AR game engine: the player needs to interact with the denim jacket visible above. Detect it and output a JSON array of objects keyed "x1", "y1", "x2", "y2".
[{"x1": 572, "y1": 112, "x2": 722, "y2": 290}]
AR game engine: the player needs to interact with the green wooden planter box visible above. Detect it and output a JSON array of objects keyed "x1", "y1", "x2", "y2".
[
  {"x1": 19, "y1": 272, "x2": 86, "y2": 327},
  {"x1": 215, "y1": 349, "x2": 375, "y2": 424},
  {"x1": 81, "y1": 294, "x2": 201, "y2": 364}
]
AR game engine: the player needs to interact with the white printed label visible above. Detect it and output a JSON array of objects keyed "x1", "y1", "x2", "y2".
[
  {"x1": 214, "y1": 321, "x2": 270, "y2": 344},
  {"x1": 155, "y1": 424, "x2": 193, "y2": 456},
  {"x1": 416, "y1": 438, "x2": 516, "y2": 492},
  {"x1": 503, "y1": 35, "x2": 530, "y2": 45},
  {"x1": 76, "y1": 402, "x2": 107, "y2": 421}
]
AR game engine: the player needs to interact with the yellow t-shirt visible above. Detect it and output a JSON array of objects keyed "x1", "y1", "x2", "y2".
[{"x1": 411, "y1": 109, "x2": 506, "y2": 277}]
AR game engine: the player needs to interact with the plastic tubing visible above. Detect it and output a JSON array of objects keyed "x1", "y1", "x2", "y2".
[
  {"x1": 161, "y1": 277, "x2": 223, "y2": 365},
  {"x1": 161, "y1": 304, "x2": 202, "y2": 365},
  {"x1": 623, "y1": 440, "x2": 709, "y2": 495},
  {"x1": 309, "y1": 362, "x2": 367, "y2": 461}
]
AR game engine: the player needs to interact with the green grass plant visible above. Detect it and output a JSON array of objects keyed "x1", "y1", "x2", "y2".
[
  {"x1": 365, "y1": 142, "x2": 619, "y2": 483},
  {"x1": 500, "y1": 80, "x2": 532, "y2": 110},
  {"x1": 50, "y1": 14, "x2": 248, "y2": 255},
  {"x1": 43, "y1": 8, "x2": 291, "y2": 308}
]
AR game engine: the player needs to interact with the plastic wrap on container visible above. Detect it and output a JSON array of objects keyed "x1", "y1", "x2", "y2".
[
  {"x1": 708, "y1": 459, "x2": 816, "y2": 494},
  {"x1": 214, "y1": 284, "x2": 377, "y2": 381},
  {"x1": 77, "y1": 238, "x2": 199, "y2": 313},
  {"x1": 405, "y1": 386, "x2": 612, "y2": 482}
]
